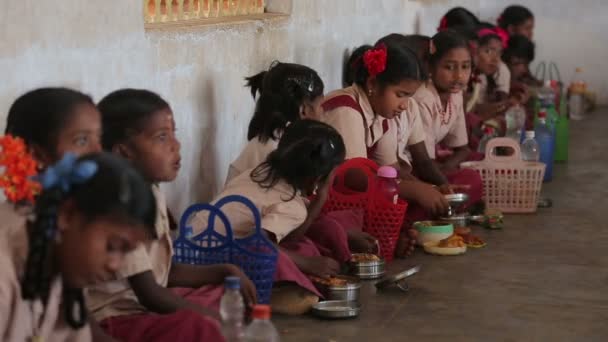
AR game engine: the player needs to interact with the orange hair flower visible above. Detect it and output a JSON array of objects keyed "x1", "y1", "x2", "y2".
[{"x1": 0, "y1": 135, "x2": 41, "y2": 203}]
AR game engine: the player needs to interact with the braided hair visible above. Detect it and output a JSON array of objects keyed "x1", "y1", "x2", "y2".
[
  {"x1": 245, "y1": 61, "x2": 325, "y2": 143},
  {"x1": 251, "y1": 119, "x2": 345, "y2": 201},
  {"x1": 21, "y1": 152, "x2": 157, "y2": 328}
]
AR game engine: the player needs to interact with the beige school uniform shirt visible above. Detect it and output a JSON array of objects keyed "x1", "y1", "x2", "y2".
[
  {"x1": 226, "y1": 137, "x2": 278, "y2": 185},
  {"x1": 320, "y1": 85, "x2": 426, "y2": 167},
  {"x1": 0, "y1": 203, "x2": 92, "y2": 341},
  {"x1": 193, "y1": 170, "x2": 307, "y2": 243},
  {"x1": 86, "y1": 185, "x2": 173, "y2": 321},
  {"x1": 413, "y1": 81, "x2": 468, "y2": 159}
]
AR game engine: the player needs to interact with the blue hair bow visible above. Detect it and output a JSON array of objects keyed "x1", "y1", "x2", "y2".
[{"x1": 36, "y1": 153, "x2": 98, "y2": 192}]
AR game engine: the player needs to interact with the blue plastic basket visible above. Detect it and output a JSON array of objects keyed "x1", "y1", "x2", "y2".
[{"x1": 173, "y1": 195, "x2": 278, "y2": 304}]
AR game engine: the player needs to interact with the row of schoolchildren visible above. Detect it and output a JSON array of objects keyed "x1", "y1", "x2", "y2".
[{"x1": 0, "y1": 4, "x2": 538, "y2": 341}]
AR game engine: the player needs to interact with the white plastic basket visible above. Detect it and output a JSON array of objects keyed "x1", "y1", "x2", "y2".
[{"x1": 461, "y1": 138, "x2": 546, "y2": 213}]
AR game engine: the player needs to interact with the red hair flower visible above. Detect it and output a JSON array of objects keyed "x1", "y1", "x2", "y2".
[
  {"x1": 0, "y1": 135, "x2": 41, "y2": 203},
  {"x1": 478, "y1": 27, "x2": 510, "y2": 49},
  {"x1": 438, "y1": 16, "x2": 448, "y2": 32},
  {"x1": 363, "y1": 43, "x2": 387, "y2": 78}
]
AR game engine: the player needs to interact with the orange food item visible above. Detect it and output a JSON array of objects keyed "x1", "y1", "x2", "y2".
[
  {"x1": 462, "y1": 234, "x2": 486, "y2": 248},
  {"x1": 310, "y1": 276, "x2": 348, "y2": 287},
  {"x1": 350, "y1": 253, "x2": 381, "y2": 262},
  {"x1": 438, "y1": 234, "x2": 466, "y2": 248}
]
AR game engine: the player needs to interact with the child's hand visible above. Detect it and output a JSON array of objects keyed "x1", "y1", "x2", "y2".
[
  {"x1": 347, "y1": 230, "x2": 378, "y2": 254},
  {"x1": 413, "y1": 182, "x2": 449, "y2": 216},
  {"x1": 225, "y1": 265, "x2": 258, "y2": 307},
  {"x1": 316, "y1": 169, "x2": 336, "y2": 203},
  {"x1": 438, "y1": 184, "x2": 454, "y2": 195},
  {"x1": 300, "y1": 256, "x2": 340, "y2": 279}
]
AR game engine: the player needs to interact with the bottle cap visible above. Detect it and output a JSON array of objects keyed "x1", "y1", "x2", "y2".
[
  {"x1": 224, "y1": 276, "x2": 241, "y2": 290},
  {"x1": 251, "y1": 305, "x2": 271, "y2": 320},
  {"x1": 377, "y1": 166, "x2": 397, "y2": 178},
  {"x1": 525, "y1": 131, "x2": 535, "y2": 139}
]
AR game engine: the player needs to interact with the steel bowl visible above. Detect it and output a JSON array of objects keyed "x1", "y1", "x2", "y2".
[
  {"x1": 311, "y1": 300, "x2": 361, "y2": 319},
  {"x1": 440, "y1": 214, "x2": 485, "y2": 228},
  {"x1": 349, "y1": 254, "x2": 386, "y2": 280},
  {"x1": 317, "y1": 276, "x2": 361, "y2": 302},
  {"x1": 445, "y1": 193, "x2": 469, "y2": 216}
]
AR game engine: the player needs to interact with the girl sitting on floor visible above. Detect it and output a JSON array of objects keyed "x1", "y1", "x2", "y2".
[
  {"x1": 87, "y1": 88, "x2": 255, "y2": 342},
  {"x1": 324, "y1": 36, "x2": 451, "y2": 257},
  {"x1": 194, "y1": 119, "x2": 346, "y2": 315},
  {"x1": 412, "y1": 30, "x2": 483, "y2": 217},
  {"x1": 0, "y1": 152, "x2": 157, "y2": 341}
]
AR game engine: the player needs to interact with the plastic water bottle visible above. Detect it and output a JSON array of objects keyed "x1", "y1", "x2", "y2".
[
  {"x1": 505, "y1": 105, "x2": 526, "y2": 142},
  {"x1": 568, "y1": 68, "x2": 586, "y2": 121},
  {"x1": 535, "y1": 110, "x2": 555, "y2": 182},
  {"x1": 220, "y1": 276, "x2": 245, "y2": 342},
  {"x1": 477, "y1": 126, "x2": 496, "y2": 154},
  {"x1": 377, "y1": 166, "x2": 399, "y2": 204},
  {"x1": 243, "y1": 305, "x2": 280, "y2": 342},
  {"x1": 521, "y1": 131, "x2": 540, "y2": 162}
]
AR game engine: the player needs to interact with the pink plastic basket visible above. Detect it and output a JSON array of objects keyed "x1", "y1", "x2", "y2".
[{"x1": 460, "y1": 138, "x2": 546, "y2": 213}]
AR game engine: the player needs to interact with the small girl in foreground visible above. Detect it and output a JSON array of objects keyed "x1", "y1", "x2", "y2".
[
  {"x1": 0, "y1": 152, "x2": 157, "y2": 341},
  {"x1": 194, "y1": 119, "x2": 346, "y2": 314},
  {"x1": 88, "y1": 89, "x2": 255, "y2": 342}
]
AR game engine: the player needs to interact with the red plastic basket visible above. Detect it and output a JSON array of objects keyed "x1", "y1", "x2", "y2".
[{"x1": 322, "y1": 158, "x2": 408, "y2": 262}]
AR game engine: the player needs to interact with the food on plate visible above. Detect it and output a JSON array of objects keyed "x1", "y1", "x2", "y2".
[
  {"x1": 350, "y1": 253, "x2": 381, "y2": 262},
  {"x1": 454, "y1": 226, "x2": 471, "y2": 235},
  {"x1": 438, "y1": 234, "x2": 466, "y2": 248},
  {"x1": 462, "y1": 234, "x2": 486, "y2": 248},
  {"x1": 310, "y1": 276, "x2": 349, "y2": 287}
]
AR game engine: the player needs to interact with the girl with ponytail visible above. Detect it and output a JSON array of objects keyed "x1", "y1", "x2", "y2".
[
  {"x1": 226, "y1": 61, "x2": 325, "y2": 184},
  {"x1": 195, "y1": 120, "x2": 353, "y2": 315},
  {"x1": 322, "y1": 35, "x2": 451, "y2": 258},
  {"x1": 0, "y1": 152, "x2": 156, "y2": 341}
]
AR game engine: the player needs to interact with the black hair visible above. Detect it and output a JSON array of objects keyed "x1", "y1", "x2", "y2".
[
  {"x1": 502, "y1": 34, "x2": 535, "y2": 63},
  {"x1": 251, "y1": 119, "x2": 345, "y2": 200},
  {"x1": 376, "y1": 34, "x2": 430, "y2": 80},
  {"x1": 5, "y1": 87, "x2": 95, "y2": 158},
  {"x1": 245, "y1": 62, "x2": 324, "y2": 143},
  {"x1": 343, "y1": 45, "x2": 372, "y2": 87},
  {"x1": 350, "y1": 37, "x2": 424, "y2": 89},
  {"x1": 21, "y1": 152, "x2": 157, "y2": 329},
  {"x1": 429, "y1": 30, "x2": 471, "y2": 68},
  {"x1": 498, "y1": 5, "x2": 534, "y2": 29},
  {"x1": 476, "y1": 23, "x2": 503, "y2": 47},
  {"x1": 98, "y1": 89, "x2": 170, "y2": 150},
  {"x1": 439, "y1": 7, "x2": 480, "y2": 31}
]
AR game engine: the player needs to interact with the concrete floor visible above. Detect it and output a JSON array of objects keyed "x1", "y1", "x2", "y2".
[{"x1": 274, "y1": 108, "x2": 608, "y2": 342}]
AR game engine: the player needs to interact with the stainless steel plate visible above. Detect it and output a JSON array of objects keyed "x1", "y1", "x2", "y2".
[{"x1": 311, "y1": 300, "x2": 361, "y2": 319}]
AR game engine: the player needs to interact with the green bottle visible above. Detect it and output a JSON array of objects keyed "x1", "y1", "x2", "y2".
[{"x1": 554, "y1": 94, "x2": 569, "y2": 162}]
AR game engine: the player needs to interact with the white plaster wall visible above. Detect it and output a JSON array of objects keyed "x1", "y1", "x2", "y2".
[
  {"x1": 0, "y1": 0, "x2": 606, "y2": 216},
  {"x1": 416, "y1": 0, "x2": 608, "y2": 104},
  {"x1": 0, "y1": 0, "x2": 420, "y2": 215}
]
